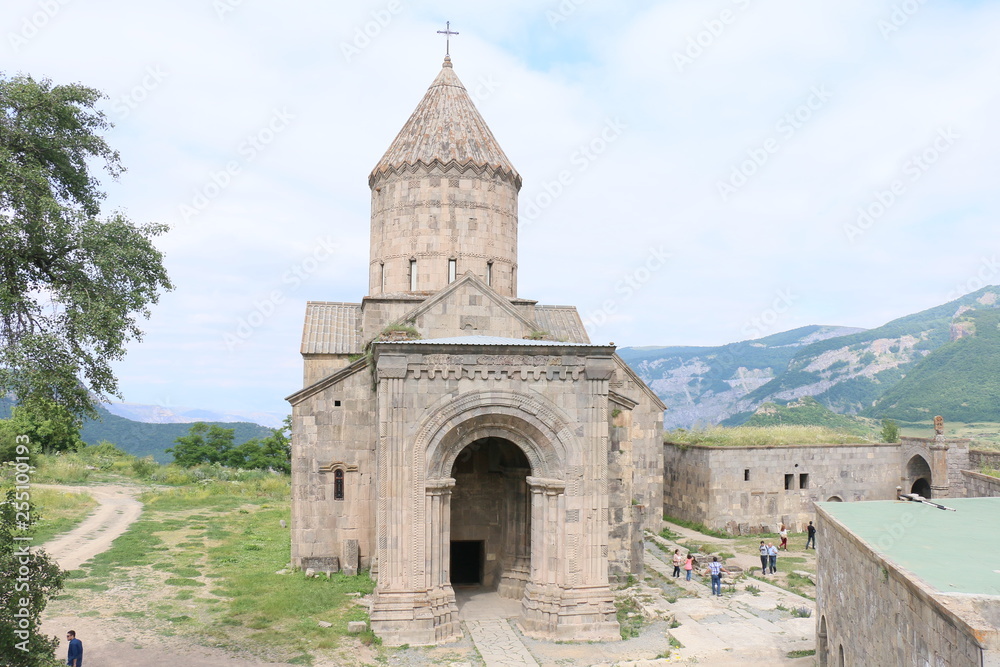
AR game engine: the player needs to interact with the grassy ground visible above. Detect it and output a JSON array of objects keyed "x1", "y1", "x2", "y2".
[
  {"x1": 665, "y1": 425, "x2": 871, "y2": 447},
  {"x1": 899, "y1": 420, "x2": 1000, "y2": 451},
  {"x1": 52, "y1": 477, "x2": 378, "y2": 664},
  {"x1": 30, "y1": 487, "x2": 100, "y2": 544}
]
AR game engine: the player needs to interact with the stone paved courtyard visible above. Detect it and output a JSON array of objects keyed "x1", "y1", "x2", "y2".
[{"x1": 379, "y1": 521, "x2": 819, "y2": 667}]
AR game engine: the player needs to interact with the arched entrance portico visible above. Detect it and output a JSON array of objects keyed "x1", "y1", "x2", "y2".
[
  {"x1": 906, "y1": 454, "x2": 932, "y2": 498},
  {"x1": 370, "y1": 390, "x2": 620, "y2": 645}
]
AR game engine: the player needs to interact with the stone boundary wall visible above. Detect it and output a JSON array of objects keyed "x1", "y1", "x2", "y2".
[
  {"x1": 663, "y1": 442, "x2": 900, "y2": 534},
  {"x1": 815, "y1": 506, "x2": 987, "y2": 667},
  {"x1": 970, "y1": 449, "x2": 1000, "y2": 471},
  {"x1": 962, "y1": 469, "x2": 1000, "y2": 497}
]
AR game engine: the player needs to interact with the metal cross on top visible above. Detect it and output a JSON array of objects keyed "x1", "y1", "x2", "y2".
[{"x1": 437, "y1": 21, "x2": 459, "y2": 56}]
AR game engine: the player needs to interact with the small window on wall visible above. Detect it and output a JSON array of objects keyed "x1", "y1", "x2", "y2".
[
  {"x1": 486, "y1": 261, "x2": 493, "y2": 287},
  {"x1": 334, "y1": 469, "x2": 345, "y2": 501},
  {"x1": 379, "y1": 262, "x2": 385, "y2": 292},
  {"x1": 409, "y1": 259, "x2": 418, "y2": 291},
  {"x1": 744, "y1": 469, "x2": 750, "y2": 482},
  {"x1": 448, "y1": 258, "x2": 457, "y2": 283},
  {"x1": 784, "y1": 474, "x2": 794, "y2": 491},
  {"x1": 800, "y1": 473, "x2": 809, "y2": 489}
]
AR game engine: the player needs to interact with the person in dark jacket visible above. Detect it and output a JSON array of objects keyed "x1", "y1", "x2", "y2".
[
  {"x1": 806, "y1": 520, "x2": 817, "y2": 549},
  {"x1": 67, "y1": 630, "x2": 83, "y2": 667}
]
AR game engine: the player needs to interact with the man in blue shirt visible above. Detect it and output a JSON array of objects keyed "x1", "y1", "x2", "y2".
[
  {"x1": 66, "y1": 630, "x2": 83, "y2": 667},
  {"x1": 709, "y1": 556, "x2": 723, "y2": 597}
]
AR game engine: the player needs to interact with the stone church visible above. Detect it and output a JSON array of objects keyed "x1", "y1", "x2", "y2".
[{"x1": 287, "y1": 55, "x2": 665, "y2": 645}]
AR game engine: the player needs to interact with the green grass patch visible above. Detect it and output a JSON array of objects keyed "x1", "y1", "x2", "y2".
[
  {"x1": 28, "y1": 487, "x2": 100, "y2": 544},
  {"x1": 787, "y1": 649, "x2": 816, "y2": 658},
  {"x1": 614, "y1": 597, "x2": 645, "y2": 640},
  {"x1": 665, "y1": 424, "x2": 870, "y2": 447},
  {"x1": 116, "y1": 611, "x2": 146, "y2": 618},
  {"x1": 662, "y1": 515, "x2": 730, "y2": 539}
]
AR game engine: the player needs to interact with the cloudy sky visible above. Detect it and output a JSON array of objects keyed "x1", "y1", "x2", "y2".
[{"x1": 6, "y1": 0, "x2": 998, "y2": 421}]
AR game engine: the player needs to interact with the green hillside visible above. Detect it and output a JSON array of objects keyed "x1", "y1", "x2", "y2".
[
  {"x1": 79, "y1": 406, "x2": 272, "y2": 463},
  {"x1": 868, "y1": 309, "x2": 1000, "y2": 422},
  {"x1": 738, "y1": 397, "x2": 872, "y2": 436},
  {"x1": 742, "y1": 287, "x2": 1000, "y2": 415},
  {"x1": 2, "y1": 398, "x2": 271, "y2": 463}
]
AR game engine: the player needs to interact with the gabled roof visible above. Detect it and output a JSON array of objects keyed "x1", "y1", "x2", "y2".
[
  {"x1": 370, "y1": 57, "x2": 520, "y2": 187},
  {"x1": 301, "y1": 302, "x2": 362, "y2": 355},
  {"x1": 533, "y1": 306, "x2": 590, "y2": 344},
  {"x1": 398, "y1": 270, "x2": 540, "y2": 333},
  {"x1": 380, "y1": 335, "x2": 594, "y2": 347}
]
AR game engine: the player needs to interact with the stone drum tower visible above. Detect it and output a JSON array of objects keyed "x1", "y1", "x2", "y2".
[{"x1": 288, "y1": 54, "x2": 665, "y2": 646}]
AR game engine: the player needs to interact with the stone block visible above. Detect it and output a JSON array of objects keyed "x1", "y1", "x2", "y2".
[{"x1": 347, "y1": 621, "x2": 367, "y2": 634}]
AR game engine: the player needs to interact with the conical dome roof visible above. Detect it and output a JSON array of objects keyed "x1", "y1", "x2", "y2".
[{"x1": 370, "y1": 57, "x2": 520, "y2": 187}]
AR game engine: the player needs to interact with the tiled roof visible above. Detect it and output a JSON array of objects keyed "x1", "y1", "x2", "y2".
[
  {"x1": 377, "y1": 335, "x2": 598, "y2": 347},
  {"x1": 301, "y1": 302, "x2": 362, "y2": 355},
  {"x1": 533, "y1": 306, "x2": 591, "y2": 344},
  {"x1": 370, "y1": 57, "x2": 520, "y2": 185}
]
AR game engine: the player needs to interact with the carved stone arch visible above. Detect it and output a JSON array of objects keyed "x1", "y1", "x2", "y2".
[{"x1": 418, "y1": 390, "x2": 574, "y2": 480}]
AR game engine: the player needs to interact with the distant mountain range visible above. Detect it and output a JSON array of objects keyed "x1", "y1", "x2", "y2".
[
  {"x1": 620, "y1": 286, "x2": 1000, "y2": 428},
  {"x1": 102, "y1": 402, "x2": 285, "y2": 428}
]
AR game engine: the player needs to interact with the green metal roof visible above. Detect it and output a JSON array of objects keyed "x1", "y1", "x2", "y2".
[{"x1": 819, "y1": 497, "x2": 1000, "y2": 596}]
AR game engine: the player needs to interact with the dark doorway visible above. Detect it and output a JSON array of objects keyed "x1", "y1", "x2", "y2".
[
  {"x1": 911, "y1": 478, "x2": 931, "y2": 498},
  {"x1": 450, "y1": 540, "x2": 483, "y2": 585}
]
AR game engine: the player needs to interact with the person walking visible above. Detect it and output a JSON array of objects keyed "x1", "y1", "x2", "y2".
[
  {"x1": 806, "y1": 520, "x2": 816, "y2": 549},
  {"x1": 709, "y1": 556, "x2": 723, "y2": 597},
  {"x1": 672, "y1": 549, "x2": 683, "y2": 578},
  {"x1": 779, "y1": 524, "x2": 788, "y2": 551},
  {"x1": 759, "y1": 541, "x2": 769, "y2": 575},
  {"x1": 684, "y1": 553, "x2": 694, "y2": 581},
  {"x1": 767, "y1": 542, "x2": 778, "y2": 574},
  {"x1": 66, "y1": 630, "x2": 83, "y2": 667}
]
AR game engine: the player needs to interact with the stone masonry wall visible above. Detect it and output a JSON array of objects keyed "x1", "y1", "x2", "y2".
[
  {"x1": 962, "y1": 469, "x2": 1000, "y2": 497},
  {"x1": 970, "y1": 449, "x2": 1000, "y2": 471},
  {"x1": 291, "y1": 365, "x2": 376, "y2": 571},
  {"x1": 369, "y1": 167, "x2": 518, "y2": 297},
  {"x1": 664, "y1": 444, "x2": 901, "y2": 534},
  {"x1": 815, "y1": 507, "x2": 986, "y2": 667}
]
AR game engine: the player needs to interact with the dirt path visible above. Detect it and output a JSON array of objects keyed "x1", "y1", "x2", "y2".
[{"x1": 36, "y1": 484, "x2": 144, "y2": 571}]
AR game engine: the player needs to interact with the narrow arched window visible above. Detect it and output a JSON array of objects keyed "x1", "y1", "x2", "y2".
[{"x1": 334, "y1": 469, "x2": 345, "y2": 501}]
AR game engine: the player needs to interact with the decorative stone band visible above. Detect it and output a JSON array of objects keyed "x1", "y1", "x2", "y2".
[
  {"x1": 318, "y1": 461, "x2": 359, "y2": 474},
  {"x1": 425, "y1": 478, "x2": 456, "y2": 493}
]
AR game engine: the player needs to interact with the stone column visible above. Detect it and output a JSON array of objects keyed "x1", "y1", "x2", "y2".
[
  {"x1": 370, "y1": 354, "x2": 459, "y2": 645},
  {"x1": 497, "y1": 468, "x2": 531, "y2": 599},
  {"x1": 929, "y1": 437, "x2": 950, "y2": 499},
  {"x1": 425, "y1": 478, "x2": 460, "y2": 641}
]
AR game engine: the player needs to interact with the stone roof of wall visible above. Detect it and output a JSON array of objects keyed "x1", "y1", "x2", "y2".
[
  {"x1": 370, "y1": 57, "x2": 520, "y2": 187},
  {"x1": 533, "y1": 306, "x2": 591, "y2": 344},
  {"x1": 301, "y1": 301, "x2": 362, "y2": 355}
]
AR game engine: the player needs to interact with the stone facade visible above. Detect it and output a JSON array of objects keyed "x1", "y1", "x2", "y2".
[
  {"x1": 663, "y1": 436, "x2": 972, "y2": 534},
  {"x1": 288, "y1": 56, "x2": 665, "y2": 646},
  {"x1": 815, "y1": 500, "x2": 1000, "y2": 667}
]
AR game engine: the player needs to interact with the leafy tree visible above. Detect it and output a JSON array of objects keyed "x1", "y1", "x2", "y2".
[
  {"x1": 167, "y1": 422, "x2": 235, "y2": 467},
  {"x1": 0, "y1": 73, "x2": 172, "y2": 420},
  {"x1": 0, "y1": 488, "x2": 65, "y2": 665},
  {"x1": 0, "y1": 399, "x2": 83, "y2": 457},
  {"x1": 227, "y1": 417, "x2": 291, "y2": 473},
  {"x1": 880, "y1": 419, "x2": 900, "y2": 443},
  {"x1": 168, "y1": 419, "x2": 291, "y2": 473}
]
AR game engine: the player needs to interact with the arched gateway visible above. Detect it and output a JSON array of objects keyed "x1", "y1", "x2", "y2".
[{"x1": 287, "y1": 54, "x2": 665, "y2": 647}]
